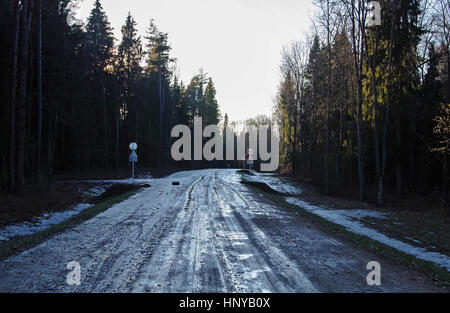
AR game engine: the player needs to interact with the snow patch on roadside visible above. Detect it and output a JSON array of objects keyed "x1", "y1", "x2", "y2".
[
  {"x1": 242, "y1": 172, "x2": 303, "y2": 195},
  {"x1": 0, "y1": 203, "x2": 93, "y2": 242},
  {"x1": 139, "y1": 173, "x2": 154, "y2": 179},
  {"x1": 75, "y1": 178, "x2": 152, "y2": 185},
  {"x1": 83, "y1": 185, "x2": 111, "y2": 197},
  {"x1": 286, "y1": 197, "x2": 450, "y2": 271}
]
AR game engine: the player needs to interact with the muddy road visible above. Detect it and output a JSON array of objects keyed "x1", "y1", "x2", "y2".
[{"x1": 0, "y1": 169, "x2": 443, "y2": 292}]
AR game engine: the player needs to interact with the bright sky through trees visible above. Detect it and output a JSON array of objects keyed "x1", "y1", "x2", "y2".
[{"x1": 77, "y1": 0, "x2": 315, "y2": 122}]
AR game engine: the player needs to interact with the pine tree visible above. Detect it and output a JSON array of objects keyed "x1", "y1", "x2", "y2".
[
  {"x1": 85, "y1": 0, "x2": 114, "y2": 73},
  {"x1": 204, "y1": 78, "x2": 221, "y2": 126},
  {"x1": 145, "y1": 19, "x2": 172, "y2": 165},
  {"x1": 85, "y1": 0, "x2": 114, "y2": 169},
  {"x1": 277, "y1": 72, "x2": 297, "y2": 174},
  {"x1": 223, "y1": 113, "x2": 229, "y2": 128},
  {"x1": 117, "y1": 12, "x2": 142, "y2": 143}
]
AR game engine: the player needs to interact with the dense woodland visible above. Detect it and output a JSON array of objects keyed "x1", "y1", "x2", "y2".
[
  {"x1": 274, "y1": 0, "x2": 449, "y2": 204},
  {"x1": 1, "y1": 0, "x2": 449, "y2": 207},
  {"x1": 0, "y1": 0, "x2": 222, "y2": 193}
]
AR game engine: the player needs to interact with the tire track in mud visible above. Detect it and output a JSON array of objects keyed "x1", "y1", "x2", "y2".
[
  {"x1": 194, "y1": 173, "x2": 227, "y2": 292},
  {"x1": 161, "y1": 174, "x2": 208, "y2": 291},
  {"x1": 211, "y1": 173, "x2": 317, "y2": 292},
  {"x1": 163, "y1": 173, "x2": 227, "y2": 292},
  {"x1": 0, "y1": 180, "x2": 191, "y2": 292},
  {"x1": 132, "y1": 173, "x2": 217, "y2": 292},
  {"x1": 221, "y1": 177, "x2": 369, "y2": 292},
  {"x1": 183, "y1": 174, "x2": 204, "y2": 211},
  {"x1": 70, "y1": 184, "x2": 188, "y2": 292},
  {"x1": 226, "y1": 171, "x2": 426, "y2": 292},
  {"x1": 133, "y1": 172, "x2": 235, "y2": 292}
]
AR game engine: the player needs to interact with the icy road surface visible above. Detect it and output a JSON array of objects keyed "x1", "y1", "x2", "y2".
[{"x1": 0, "y1": 170, "x2": 443, "y2": 292}]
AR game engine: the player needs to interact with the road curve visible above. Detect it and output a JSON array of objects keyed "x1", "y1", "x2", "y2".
[{"x1": 0, "y1": 169, "x2": 443, "y2": 292}]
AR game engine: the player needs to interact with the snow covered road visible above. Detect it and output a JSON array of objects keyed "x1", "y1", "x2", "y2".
[{"x1": 0, "y1": 169, "x2": 443, "y2": 292}]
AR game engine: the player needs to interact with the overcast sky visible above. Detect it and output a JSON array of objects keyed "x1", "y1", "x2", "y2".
[{"x1": 77, "y1": 0, "x2": 315, "y2": 122}]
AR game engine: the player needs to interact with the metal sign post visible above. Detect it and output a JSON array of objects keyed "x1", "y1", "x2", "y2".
[{"x1": 129, "y1": 142, "x2": 138, "y2": 179}]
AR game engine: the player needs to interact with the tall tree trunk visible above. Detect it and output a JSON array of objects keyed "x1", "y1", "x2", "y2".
[
  {"x1": 102, "y1": 71, "x2": 108, "y2": 170},
  {"x1": 337, "y1": 74, "x2": 344, "y2": 188},
  {"x1": 443, "y1": 150, "x2": 448, "y2": 202},
  {"x1": 114, "y1": 77, "x2": 120, "y2": 170},
  {"x1": 384, "y1": 0, "x2": 399, "y2": 200},
  {"x1": 369, "y1": 59, "x2": 382, "y2": 204},
  {"x1": 350, "y1": 0, "x2": 365, "y2": 201},
  {"x1": 395, "y1": 106, "x2": 402, "y2": 197},
  {"x1": 9, "y1": 0, "x2": 20, "y2": 192},
  {"x1": 356, "y1": 78, "x2": 365, "y2": 201},
  {"x1": 310, "y1": 88, "x2": 315, "y2": 181},
  {"x1": 158, "y1": 66, "x2": 163, "y2": 167},
  {"x1": 36, "y1": 0, "x2": 43, "y2": 183},
  {"x1": 365, "y1": 22, "x2": 383, "y2": 204},
  {"x1": 324, "y1": 0, "x2": 331, "y2": 193},
  {"x1": 16, "y1": 0, "x2": 34, "y2": 193}
]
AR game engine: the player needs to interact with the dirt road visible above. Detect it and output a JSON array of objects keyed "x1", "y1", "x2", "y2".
[{"x1": 0, "y1": 169, "x2": 443, "y2": 292}]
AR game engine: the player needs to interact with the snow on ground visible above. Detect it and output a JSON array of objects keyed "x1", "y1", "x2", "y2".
[
  {"x1": 0, "y1": 203, "x2": 93, "y2": 242},
  {"x1": 139, "y1": 173, "x2": 154, "y2": 179},
  {"x1": 75, "y1": 178, "x2": 152, "y2": 185},
  {"x1": 0, "y1": 177, "x2": 154, "y2": 243},
  {"x1": 73, "y1": 172, "x2": 154, "y2": 185},
  {"x1": 286, "y1": 197, "x2": 450, "y2": 271},
  {"x1": 242, "y1": 171, "x2": 303, "y2": 195},
  {"x1": 83, "y1": 184, "x2": 111, "y2": 197},
  {"x1": 0, "y1": 169, "x2": 444, "y2": 292}
]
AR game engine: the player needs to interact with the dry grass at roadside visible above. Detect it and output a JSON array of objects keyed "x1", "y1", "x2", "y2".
[
  {"x1": 0, "y1": 187, "x2": 143, "y2": 261},
  {"x1": 0, "y1": 182, "x2": 96, "y2": 227},
  {"x1": 276, "y1": 175, "x2": 450, "y2": 257}
]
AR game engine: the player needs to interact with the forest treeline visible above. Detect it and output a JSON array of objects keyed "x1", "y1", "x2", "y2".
[
  {"x1": 0, "y1": 0, "x2": 222, "y2": 193},
  {"x1": 274, "y1": 0, "x2": 449, "y2": 203}
]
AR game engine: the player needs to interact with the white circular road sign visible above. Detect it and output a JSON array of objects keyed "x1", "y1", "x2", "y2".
[{"x1": 129, "y1": 142, "x2": 138, "y2": 151}]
